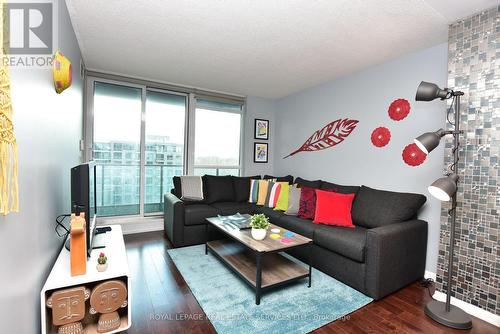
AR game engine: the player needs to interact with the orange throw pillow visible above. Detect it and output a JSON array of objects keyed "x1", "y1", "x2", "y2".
[{"x1": 314, "y1": 189, "x2": 355, "y2": 228}]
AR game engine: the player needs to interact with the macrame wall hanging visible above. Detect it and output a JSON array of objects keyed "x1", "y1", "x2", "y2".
[{"x1": 0, "y1": 0, "x2": 19, "y2": 215}]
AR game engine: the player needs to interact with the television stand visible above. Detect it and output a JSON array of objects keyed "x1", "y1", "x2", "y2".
[{"x1": 41, "y1": 225, "x2": 131, "y2": 334}]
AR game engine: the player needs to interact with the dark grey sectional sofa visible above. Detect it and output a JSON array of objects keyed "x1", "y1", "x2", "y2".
[{"x1": 164, "y1": 175, "x2": 428, "y2": 300}]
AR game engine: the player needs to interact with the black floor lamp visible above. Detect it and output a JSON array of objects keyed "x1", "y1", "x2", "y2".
[{"x1": 414, "y1": 81, "x2": 472, "y2": 330}]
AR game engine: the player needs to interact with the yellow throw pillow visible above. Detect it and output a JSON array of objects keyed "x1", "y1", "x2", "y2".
[
  {"x1": 257, "y1": 180, "x2": 269, "y2": 205},
  {"x1": 274, "y1": 182, "x2": 290, "y2": 211}
]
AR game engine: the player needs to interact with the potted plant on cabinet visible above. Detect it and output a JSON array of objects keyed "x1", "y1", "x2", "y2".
[
  {"x1": 96, "y1": 252, "x2": 108, "y2": 272},
  {"x1": 249, "y1": 214, "x2": 270, "y2": 240}
]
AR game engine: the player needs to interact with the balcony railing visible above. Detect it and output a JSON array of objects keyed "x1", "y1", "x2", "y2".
[
  {"x1": 95, "y1": 164, "x2": 240, "y2": 217},
  {"x1": 193, "y1": 166, "x2": 240, "y2": 176},
  {"x1": 95, "y1": 163, "x2": 182, "y2": 216}
]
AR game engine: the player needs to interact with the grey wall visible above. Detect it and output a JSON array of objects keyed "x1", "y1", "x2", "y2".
[
  {"x1": 243, "y1": 96, "x2": 275, "y2": 176},
  {"x1": 274, "y1": 43, "x2": 449, "y2": 272},
  {"x1": 0, "y1": 1, "x2": 84, "y2": 332},
  {"x1": 436, "y1": 7, "x2": 499, "y2": 315}
]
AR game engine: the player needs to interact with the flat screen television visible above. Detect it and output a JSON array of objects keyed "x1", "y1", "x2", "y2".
[{"x1": 66, "y1": 161, "x2": 97, "y2": 257}]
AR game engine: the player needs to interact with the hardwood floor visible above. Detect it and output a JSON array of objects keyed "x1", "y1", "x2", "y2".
[{"x1": 123, "y1": 231, "x2": 497, "y2": 334}]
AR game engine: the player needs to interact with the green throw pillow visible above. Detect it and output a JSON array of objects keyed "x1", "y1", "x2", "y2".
[{"x1": 274, "y1": 182, "x2": 290, "y2": 211}]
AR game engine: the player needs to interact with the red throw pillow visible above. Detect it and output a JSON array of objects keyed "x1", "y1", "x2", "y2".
[
  {"x1": 314, "y1": 189, "x2": 356, "y2": 228},
  {"x1": 297, "y1": 186, "x2": 317, "y2": 219}
]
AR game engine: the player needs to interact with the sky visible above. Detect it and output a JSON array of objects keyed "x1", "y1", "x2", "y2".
[
  {"x1": 93, "y1": 92, "x2": 240, "y2": 163},
  {"x1": 194, "y1": 108, "x2": 241, "y2": 164}
]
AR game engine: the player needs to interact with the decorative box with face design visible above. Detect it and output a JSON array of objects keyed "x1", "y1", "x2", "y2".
[
  {"x1": 89, "y1": 280, "x2": 128, "y2": 333},
  {"x1": 46, "y1": 286, "x2": 90, "y2": 334}
]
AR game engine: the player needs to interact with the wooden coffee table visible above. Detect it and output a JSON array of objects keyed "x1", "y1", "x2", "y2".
[{"x1": 205, "y1": 214, "x2": 312, "y2": 305}]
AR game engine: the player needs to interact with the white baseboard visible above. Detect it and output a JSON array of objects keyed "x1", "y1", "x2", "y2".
[
  {"x1": 424, "y1": 271, "x2": 499, "y2": 327},
  {"x1": 97, "y1": 216, "x2": 164, "y2": 235}
]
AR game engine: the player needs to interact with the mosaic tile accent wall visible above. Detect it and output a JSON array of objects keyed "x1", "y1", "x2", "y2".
[{"x1": 435, "y1": 6, "x2": 499, "y2": 315}]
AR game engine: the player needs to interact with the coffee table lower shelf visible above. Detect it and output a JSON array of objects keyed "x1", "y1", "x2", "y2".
[{"x1": 206, "y1": 239, "x2": 310, "y2": 304}]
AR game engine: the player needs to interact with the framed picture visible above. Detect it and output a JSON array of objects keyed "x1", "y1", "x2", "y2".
[
  {"x1": 254, "y1": 142, "x2": 268, "y2": 163},
  {"x1": 254, "y1": 119, "x2": 269, "y2": 140}
]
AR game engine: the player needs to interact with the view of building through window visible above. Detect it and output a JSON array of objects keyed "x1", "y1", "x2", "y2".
[
  {"x1": 93, "y1": 138, "x2": 183, "y2": 216},
  {"x1": 93, "y1": 82, "x2": 142, "y2": 216},
  {"x1": 144, "y1": 91, "x2": 186, "y2": 213},
  {"x1": 91, "y1": 81, "x2": 243, "y2": 217}
]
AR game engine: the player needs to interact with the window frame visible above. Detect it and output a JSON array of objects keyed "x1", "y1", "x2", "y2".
[
  {"x1": 191, "y1": 98, "x2": 244, "y2": 176},
  {"x1": 143, "y1": 87, "x2": 189, "y2": 215},
  {"x1": 84, "y1": 74, "x2": 245, "y2": 219}
]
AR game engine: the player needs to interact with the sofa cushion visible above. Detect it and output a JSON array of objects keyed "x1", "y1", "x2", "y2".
[
  {"x1": 172, "y1": 176, "x2": 206, "y2": 205},
  {"x1": 320, "y1": 181, "x2": 359, "y2": 195},
  {"x1": 232, "y1": 175, "x2": 260, "y2": 202},
  {"x1": 295, "y1": 177, "x2": 322, "y2": 189},
  {"x1": 314, "y1": 190, "x2": 356, "y2": 228},
  {"x1": 203, "y1": 175, "x2": 235, "y2": 203},
  {"x1": 275, "y1": 216, "x2": 315, "y2": 238},
  {"x1": 314, "y1": 224, "x2": 367, "y2": 262},
  {"x1": 264, "y1": 175, "x2": 294, "y2": 184},
  {"x1": 274, "y1": 182, "x2": 290, "y2": 211},
  {"x1": 254, "y1": 206, "x2": 284, "y2": 222},
  {"x1": 210, "y1": 202, "x2": 255, "y2": 216},
  {"x1": 248, "y1": 179, "x2": 259, "y2": 203},
  {"x1": 284, "y1": 186, "x2": 301, "y2": 216},
  {"x1": 265, "y1": 182, "x2": 284, "y2": 208},
  {"x1": 172, "y1": 176, "x2": 182, "y2": 198},
  {"x1": 184, "y1": 204, "x2": 218, "y2": 226},
  {"x1": 257, "y1": 180, "x2": 270, "y2": 205},
  {"x1": 180, "y1": 176, "x2": 204, "y2": 201},
  {"x1": 351, "y1": 185, "x2": 427, "y2": 228},
  {"x1": 298, "y1": 186, "x2": 317, "y2": 219}
]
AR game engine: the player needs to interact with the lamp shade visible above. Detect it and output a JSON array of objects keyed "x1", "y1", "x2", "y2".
[
  {"x1": 414, "y1": 129, "x2": 445, "y2": 154},
  {"x1": 428, "y1": 173, "x2": 458, "y2": 201},
  {"x1": 415, "y1": 81, "x2": 449, "y2": 101}
]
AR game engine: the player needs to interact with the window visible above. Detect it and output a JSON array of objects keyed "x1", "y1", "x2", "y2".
[
  {"x1": 144, "y1": 90, "x2": 186, "y2": 213},
  {"x1": 87, "y1": 77, "x2": 243, "y2": 218},
  {"x1": 193, "y1": 99, "x2": 243, "y2": 176},
  {"x1": 93, "y1": 82, "x2": 142, "y2": 216}
]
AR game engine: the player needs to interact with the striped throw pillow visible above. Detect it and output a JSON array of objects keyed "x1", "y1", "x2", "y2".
[
  {"x1": 256, "y1": 180, "x2": 270, "y2": 205},
  {"x1": 274, "y1": 182, "x2": 290, "y2": 211},
  {"x1": 248, "y1": 179, "x2": 259, "y2": 203},
  {"x1": 265, "y1": 182, "x2": 282, "y2": 208}
]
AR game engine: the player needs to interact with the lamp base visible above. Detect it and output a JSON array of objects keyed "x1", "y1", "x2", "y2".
[{"x1": 425, "y1": 300, "x2": 472, "y2": 330}]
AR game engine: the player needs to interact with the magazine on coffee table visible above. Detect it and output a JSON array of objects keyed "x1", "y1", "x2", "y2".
[{"x1": 217, "y1": 213, "x2": 251, "y2": 230}]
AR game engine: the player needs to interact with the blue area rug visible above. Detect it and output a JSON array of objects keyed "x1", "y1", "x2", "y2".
[{"x1": 167, "y1": 245, "x2": 372, "y2": 334}]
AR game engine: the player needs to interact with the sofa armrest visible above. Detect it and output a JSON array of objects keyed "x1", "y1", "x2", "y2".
[
  {"x1": 164, "y1": 193, "x2": 185, "y2": 247},
  {"x1": 365, "y1": 219, "x2": 427, "y2": 299}
]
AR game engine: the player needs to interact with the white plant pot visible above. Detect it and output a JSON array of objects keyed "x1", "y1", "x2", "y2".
[
  {"x1": 251, "y1": 228, "x2": 267, "y2": 240},
  {"x1": 96, "y1": 263, "x2": 108, "y2": 272}
]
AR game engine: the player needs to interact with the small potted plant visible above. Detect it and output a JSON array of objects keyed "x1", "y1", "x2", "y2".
[
  {"x1": 249, "y1": 214, "x2": 270, "y2": 240},
  {"x1": 96, "y1": 252, "x2": 108, "y2": 272}
]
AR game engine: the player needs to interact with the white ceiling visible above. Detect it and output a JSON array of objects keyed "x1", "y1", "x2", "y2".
[
  {"x1": 424, "y1": 0, "x2": 498, "y2": 22},
  {"x1": 65, "y1": 0, "x2": 498, "y2": 99}
]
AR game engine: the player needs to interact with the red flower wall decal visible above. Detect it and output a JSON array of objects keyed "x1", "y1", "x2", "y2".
[
  {"x1": 371, "y1": 127, "x2": 391, "y2": 147},
  {"x1": 402, "y1": 143, "x2": 427, "y2": 166},
  {"x1": 388, "y1": 99, "x2": 410, "y2": 121},
  {"x1": 284, "y1": 118, "x2": 359, "y2": 158}
]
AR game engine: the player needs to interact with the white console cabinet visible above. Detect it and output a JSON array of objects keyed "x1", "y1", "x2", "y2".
[{"x1": 40, "y1": 225, "x2": 131, "y2": 334}]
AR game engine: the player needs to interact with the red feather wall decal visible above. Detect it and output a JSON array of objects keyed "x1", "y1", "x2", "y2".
[{"x1": 283, "y1": 118, "x2": 359, "y2": 159}]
